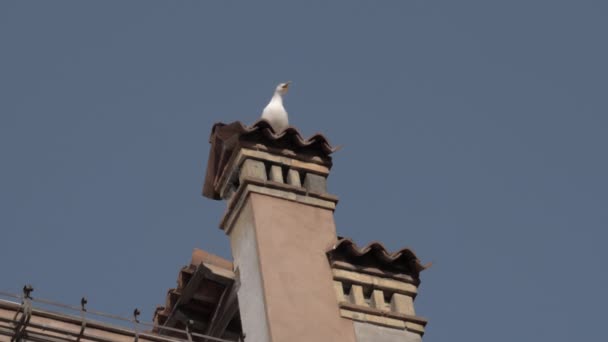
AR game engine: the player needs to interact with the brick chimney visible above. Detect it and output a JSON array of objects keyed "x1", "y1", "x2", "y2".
[{"x1": 202, "y1": 121, "x2": 427, "y2": 342}]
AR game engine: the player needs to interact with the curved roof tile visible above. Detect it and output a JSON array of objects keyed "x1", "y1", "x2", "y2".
[
  {"x1": 327, "y1": 238, "x2": 429, "y2": 279},
  {"x1": 209, "y1": 120, "x2": 338, "y2": 155}
]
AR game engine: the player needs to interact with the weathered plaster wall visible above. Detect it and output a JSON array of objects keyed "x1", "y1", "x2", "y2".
[
  {"x1": 249, "y1": 193, "x2": 357, "y2": 342},
  {"x1": 353, "y1": 322, "x2": 422, "y2": 342},
  {"x1": 229, "y1": 201, "x2": 271, "y2": 342}
]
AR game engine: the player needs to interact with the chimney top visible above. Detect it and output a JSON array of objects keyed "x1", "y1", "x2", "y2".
[
  {"x1": 203, "y1": 120, "x2": 338, "y2": 200},
  {"x1": 327, "y1": 238, "x2": 429, "y2": 336}
]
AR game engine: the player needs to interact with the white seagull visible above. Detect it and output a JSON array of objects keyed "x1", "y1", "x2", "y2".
[{"x1": 261, "y1": 81, "x2": 291, "y2": 132}]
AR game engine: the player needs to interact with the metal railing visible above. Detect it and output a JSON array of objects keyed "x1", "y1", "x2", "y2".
[{"x1": 0, "y1": 286, "x2": 239, "y2": 342}]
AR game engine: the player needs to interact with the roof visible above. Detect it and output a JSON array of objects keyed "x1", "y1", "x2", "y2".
[
  {"x1": 327, "y1": 238, "x2": 429, "y2": 282},
  {"x1": 0, "y1": 298, "x2": 190, "y2": 342},
  {"x1": 203, "y1": 120, "x2": 338, "y2": 200},
  {"x1": 154, "y1": 249, "x2": 241, "y2": 341}
]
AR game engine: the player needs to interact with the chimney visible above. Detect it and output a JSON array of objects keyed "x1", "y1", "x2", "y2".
[{"x1": 202, "y1": 121, "x2": 427, "y2": 342}]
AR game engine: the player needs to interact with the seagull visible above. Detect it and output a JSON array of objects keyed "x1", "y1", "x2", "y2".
[{"x1": 261, "y1": 81, "x2": 291, "y2": 132}]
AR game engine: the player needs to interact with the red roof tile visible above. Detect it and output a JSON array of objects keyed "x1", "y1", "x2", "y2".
[
  {"x1": 327, "y1": 238, "x2": 429, "y2": 281},
  {"x1": 210, "y1": 120, "x2": 337, "y2": 155},
  {"x1": 153, "y1": 249, "x2": 241, "y2": 341}
]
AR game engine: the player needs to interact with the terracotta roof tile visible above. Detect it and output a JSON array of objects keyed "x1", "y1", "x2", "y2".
[
  {"x1": 210, "y1": 120, "x2": 337, "y2": 155},
  {"x1": 153, "y1": 249, "x2": 241, "y2": 340},
  {"x1": 327, "y1": 238, "x2": 429, "y2": 280},
  {"x1": 191, "y1": 248, "x2": 233, "y2": 271}
]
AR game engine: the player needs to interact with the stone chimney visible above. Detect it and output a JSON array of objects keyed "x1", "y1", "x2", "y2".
[
  {"x1": 202, "y1": 121, "x2": 427, "y2": 342},
  {"x1": 326, "y1": 239, "x2": 428, "y2": 341}
]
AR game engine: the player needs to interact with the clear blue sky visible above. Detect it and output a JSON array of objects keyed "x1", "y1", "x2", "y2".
[{"x1": 1, "y1": 1, "x2": 606, "y2": 341}]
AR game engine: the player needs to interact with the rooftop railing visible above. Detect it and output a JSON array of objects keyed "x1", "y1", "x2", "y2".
[{"x1": 0, "y1": 286, "x2": 239, "y2": 342}]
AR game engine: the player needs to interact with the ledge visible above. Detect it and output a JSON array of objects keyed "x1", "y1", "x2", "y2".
[
  {"x1": 220, "y1": 177, "x2": 339, "y2": 234},
  {"x1": 339, "y1": 302, "x2": 427, "y2": 335},
  {"x1": 331, "y1": 260, "x2": 418, "y2": 285}
]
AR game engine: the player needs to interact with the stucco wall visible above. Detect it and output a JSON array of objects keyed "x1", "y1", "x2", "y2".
[
  {"x1": 353, "y1": 322, "x2": 422, "y2": 342},
  {"x1": 249, "y1": 193, "x2": 356, "y2": 342},
  {"x1": 229, "y1": 201, "x2": 271, "y2": 342}
]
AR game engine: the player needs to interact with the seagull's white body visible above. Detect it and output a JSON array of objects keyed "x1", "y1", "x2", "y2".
[{"x1": 261, "y1": 82, "x2": 290, "y2": 132}]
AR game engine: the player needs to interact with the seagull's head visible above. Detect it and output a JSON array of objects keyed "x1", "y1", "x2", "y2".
[{"x1": 275, "y1": 81, "x2": 291, "y2": 96}]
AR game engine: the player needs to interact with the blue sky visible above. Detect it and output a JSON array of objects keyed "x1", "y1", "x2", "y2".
[{"x1": 1, "y1": 1, "x2": 607, "y2": 341}]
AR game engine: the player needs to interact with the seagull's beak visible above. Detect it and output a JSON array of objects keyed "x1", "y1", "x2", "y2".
[{"x1": 279, "y1": 82, "x2": 291, "y2": 94}]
